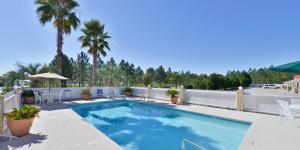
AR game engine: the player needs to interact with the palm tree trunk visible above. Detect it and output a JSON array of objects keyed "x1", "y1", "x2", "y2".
[
  {"x1": 56, "y1": 17, "x2": 63, "y2": 76},
  {"x1": 92, "y1": 51, "x2": 97, "y2": 86},
  {"x1": 56, "y1": 17, "x2": 64, "y2": 87}
]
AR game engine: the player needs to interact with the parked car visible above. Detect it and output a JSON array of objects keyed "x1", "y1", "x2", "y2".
[{"x1": 262, "y1": 84, "x2": 278, "y2": 89}]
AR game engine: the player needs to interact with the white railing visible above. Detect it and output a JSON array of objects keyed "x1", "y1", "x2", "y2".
[
  {"x1": 182, "y1": 139, "x2": 207, "y2": 150},
  {"x1": 244, "y1": 93, "x2": 300, "y2": 114},
  {"x1": 185, "y1": 89, "x2": 237, "y2": 109},
  {"x1": 27, "y1": 87, "x2": 122, "y2": 100},
  {"x1": 4, "y1": 91, "x2": 15, "y2": 100},
  {"x1": 3, "y1": 94, "x2": 18, "y2": 113}
]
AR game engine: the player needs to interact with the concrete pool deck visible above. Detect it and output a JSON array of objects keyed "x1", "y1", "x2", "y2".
[{"x1": 1, "y1": 98, "x2": 300, "y2": 150}]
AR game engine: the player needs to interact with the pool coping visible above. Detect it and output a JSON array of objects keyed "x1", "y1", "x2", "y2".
[
  {"x1": 71, "y1": 99, "x2": 252, "y2": 149},
  {"x1": 70, "y1": 99, "x2": 252, "y2": 125}
]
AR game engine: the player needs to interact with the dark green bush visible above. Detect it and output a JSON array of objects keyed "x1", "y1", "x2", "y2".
[
  {"x1": 122, "y1": 87, "x2": 133, "y2": 93},
  {"x1": 21, "y1": 90, "x2": 34, "y2": 97}
]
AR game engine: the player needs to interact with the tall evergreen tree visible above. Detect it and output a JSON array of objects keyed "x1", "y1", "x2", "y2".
[
  {"x1": 75, "y1": 52, "x2": 90, "y2": 86},
  {"x1": 155, "y1": 66, "x2": 167, "y2": 86}
]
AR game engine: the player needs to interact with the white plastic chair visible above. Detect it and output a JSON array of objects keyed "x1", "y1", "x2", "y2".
[
  {"x1": 34, "y1": 92, "x2": 44, "y2": 104},
  {"x1": 277, "y1": 100, "x2": 300, "y2": 127},
  {"x1": 52, "y1": 90, "x2": 64, "y2": 103}
]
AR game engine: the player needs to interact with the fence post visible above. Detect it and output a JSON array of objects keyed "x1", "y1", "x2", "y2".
[
  {"x1": 179, "y1": 85, "x2": 185, "y2": 104},
  {"x1": 147, "y1": 85, "x2": 152, "y2": 101},
  {"x1": 0, "y1": 95, "x2": 4, "y2": 134},
  {"x1": 15, "y1": 89, "x2": 21, "y2": 109},
  {"x1": 236, "y1": 86, "x2": 244, "y2": 111}
]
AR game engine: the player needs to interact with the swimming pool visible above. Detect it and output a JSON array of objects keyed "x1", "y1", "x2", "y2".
[{"x1": 71, "y1": 100, "x2": 250, "y2": 150}]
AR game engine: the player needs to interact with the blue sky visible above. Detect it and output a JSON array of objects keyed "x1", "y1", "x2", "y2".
[{"x1": 1, "y1": 0, "x2": 300, "y2": 75}]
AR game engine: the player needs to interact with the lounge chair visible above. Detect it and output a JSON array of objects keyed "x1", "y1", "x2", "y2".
[
  {"x1": 34, "y1": 92, "x2": 45, "y2": 104},
  {"x1": 277, "y1": 100, "x2": 300, "y2": 127}
]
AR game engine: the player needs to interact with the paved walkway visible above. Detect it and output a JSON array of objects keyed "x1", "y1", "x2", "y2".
[
  {"x1": 1, "y1": 98, "x2": 300, "y2": 150},
  {"x1": 0, "y1": 100, "x2": 122, "y2": 150}
]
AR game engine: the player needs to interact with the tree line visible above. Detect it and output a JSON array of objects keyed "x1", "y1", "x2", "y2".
[{"x1": 0, "y1": 52, "x2": 294, "y2": 91}]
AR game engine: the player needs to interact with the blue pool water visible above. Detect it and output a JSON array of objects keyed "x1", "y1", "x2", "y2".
[{"x1": 71, "y1": 100, "x2": 250, "y2": 150}]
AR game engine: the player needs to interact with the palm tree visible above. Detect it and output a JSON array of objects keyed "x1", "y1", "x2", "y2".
[
  {"x1": 79, "y1": 20, "x2": 110, "y2": 86},
  {"x1": 35, "y1": 0, "x2": 80, "y2": 76},
  {"x1": 16, "y1": 62, "x2": 42, "y2": 75}
]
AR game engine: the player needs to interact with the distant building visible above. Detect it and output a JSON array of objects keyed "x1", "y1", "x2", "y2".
[
  {"x1": 294, "y1": 75, "x2": 300, "y2": 79},
  {"x1": 282, "y1": 75, "x2": 300, "y2": 91},
  {"x1": 283, "y1": 78, "x2": 300, "y2": 93},
  {"x1": 14, "y1": 80, "x2": 31, "y2": 89}
]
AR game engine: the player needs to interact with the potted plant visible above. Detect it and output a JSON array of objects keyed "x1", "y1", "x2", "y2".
[
  {"x1": 295, "y1": 88, "x2": 299, "y2": 94},
  {"x1": 122, "y1": 87, "x2": 133, "y2": 97},
  {"x1": 4, "y1": 105, "x2": 40, "y2": 137},
  {"x1": 81, "y1": 88, "x2": 92, "y2": 100},
  {"x1": 21, "y1": 90, "x2": 35, "y2": 104},
  {"x1": 165, "y1": 89, "x2": 179, "y2": 104}
]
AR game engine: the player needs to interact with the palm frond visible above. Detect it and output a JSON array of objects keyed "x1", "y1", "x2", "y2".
[
  {"x1": 35, "y1": 0, "x2": 80, "y2": 30},
  {"x1": 79, "y1": 19, "x2": 111, "y2": 59},
  {"x1": 67, "y1": 12, "x2": 80, "y2": 30}
]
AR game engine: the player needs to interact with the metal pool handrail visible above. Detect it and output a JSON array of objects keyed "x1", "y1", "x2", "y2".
[{"x1": 181, "y1": 139, "x2": 207, "y2": 150}]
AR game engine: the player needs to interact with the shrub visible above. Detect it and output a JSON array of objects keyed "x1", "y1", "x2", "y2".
[
  {"x1": 2, "y1": 86, "x2": 13, "y2": 95},
  {"x1": 5, "y1": 105, "x2": 40, "y2": 120},
  {"x1": 165, "y1": 89, "x2": 179, "y2": 98},
  {"x1": 81, "y1": 88, "x2": 92, "y2": 96},
  {"x1": 184, "y1": 85, "x2": 194, "y2": 89},
  {"x1": 161, "y1": 85, "x2": 171, "y2": 88},
  {"x1": 122, "y1": 87, "x2": 133, "y2": 93},
  {"x1": 21, "y1": 90, "x2": 34, "y2": 97}
]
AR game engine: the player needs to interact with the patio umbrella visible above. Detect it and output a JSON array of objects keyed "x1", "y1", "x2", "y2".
[
  {"x1": 29, "y1": 72, "x2": 69, "y2": 92},
  {"x1": 270, "y1": 61, "x2": 300, "y2": 73}
]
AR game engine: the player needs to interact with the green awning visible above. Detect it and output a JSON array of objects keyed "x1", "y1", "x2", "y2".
[{"x1": 271, "y1": 61, "x2": 300, "y2": 73}]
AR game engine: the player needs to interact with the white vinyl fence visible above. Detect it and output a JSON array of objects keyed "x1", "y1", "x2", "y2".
[
  {"x1": 184, "y1": 89, "x2": 237, "y2": 109},
  {"x1": 16, "y1": 86, "x2": 300, "y2": 115},
  {"x1": 132, "y1": 87, "x2": 237, "y2": 109},
  {"x1": 4, "y1": 91, "x2": 15, "y2": 100},
  {"x1": 132, "y1": 87, "x2": 147, "y2": 97},
  {"x1": 132, "y1": 87, "x2": 300, "y2": 114},
  {"x1": 131, "y1": 87, "x2": 170, "y2": 100},
  {"x1": 151, "y1": 88, "x2": 170, "y2": 100},
  {"x1": 244, "y1": 93, "x2": 300, "y2": 114},
  {"x1": 3, "y1": 91, "x2": 20, "y2": 113},
  {"x1": 27, "y1": 87, "x2": 122, "y2": 100}
]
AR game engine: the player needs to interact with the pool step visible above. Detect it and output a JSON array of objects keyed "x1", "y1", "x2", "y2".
[{"x1": 181, "y1": 139, "x2": 207, "y2": 150}]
